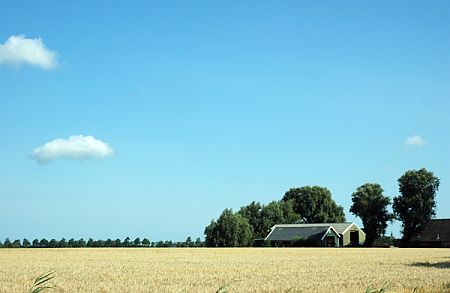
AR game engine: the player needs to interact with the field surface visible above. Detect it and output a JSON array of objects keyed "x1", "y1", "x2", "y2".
[{"x1": 0, "y1": 248, "x2": 449, "y2": 292}]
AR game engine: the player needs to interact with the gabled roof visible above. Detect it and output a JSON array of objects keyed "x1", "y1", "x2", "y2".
[
  {"x1": 412, "y1": 219, "x2": 450, "y2": 242},
  {"x1": 264, "y1": 224, "x2": 340, "y2": 241},
  {"x1": 271, "y1": 222, "x2": 365, "y2": 235}
]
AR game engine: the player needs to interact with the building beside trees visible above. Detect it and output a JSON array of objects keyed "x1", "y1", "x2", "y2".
[
  {"x1": 263, "y1": 222, "x2": 365, "y2": 247},
  {"x1": 409, "y1": 219, "x2": 450, "y2": 248}
]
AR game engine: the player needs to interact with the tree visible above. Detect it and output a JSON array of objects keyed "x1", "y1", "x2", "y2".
[
  {"x1": 39, "y1": 238, "x2": 49, "y2": 248},
  {"x1": 32, "y1": 239, "x2": 39, "y2": 248},
  {"x1": 204, "y1": 209, "x2": 253, "y2": 247},
  {"x1": 49, "y1": 239, "x2": 58, "y2": 248},
  {"x1": 86, "y1": 238, "x2": 94, "y2": 247},
  {"x1": 68, "y1": 238, "x2": 76, "y2": 247},
  {"x1": 393, "y1": 168, "x2": 439, "y2": 246},
  {"x1": 114, "y1": 239, "x2": 122, "y2": 247},
  {"x1": 238, "y1": 200, "x2": 300, "y2": 239},
  {"x1": 4, "y1": 238, "x2": 11, "y2": 248},
  {"x1": 105, "y1": 239, "x2": 114, "y2": 247},
  {"x1": 195, "y1": 237, "x2": 202, "y2": 247},
  {"x1": 58, "y1": 238, "x2": 68, "y2": 248},
  {"x1": 22, "y1": 238, "x2": 31, "y2": 248},
  {"x1": 134, "y1": 238, "x2": 141, "y2": 247},
  {"x1": 123, "y1": 237, "x2": 131, "y2": 247},
  {"x1": 11, "y1": 239, "x2": 21, "y2": 248},
  {"x1": 282, "y1": 186, "x2": 345, "y2": 223},
  {"x1": 350, "y1": 183, "x2": 394, "y2": 246},
  {"x1": 142, "y1": 238, "x2": 150, "y2": 247},
  {"x1": 259, "y1": 201, "x2": 299, "y2": 237},
  {"x1": 77, "y1": 238, "x2": 87, "y2": 247},
  {"x1": 238, "y1": 201, "x2": 263, "y2": 237}
]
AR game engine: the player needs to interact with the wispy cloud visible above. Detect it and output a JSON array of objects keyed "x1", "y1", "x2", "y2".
[
  {"x1": 405, "y1": 135, "x2": 425, "y2": 148},
  {"x1": 31, "y1": 135, "x2": 114, "y2": 165},
  {"x1": 0, "y1": 35, "x2": 59, "y2": 70}
]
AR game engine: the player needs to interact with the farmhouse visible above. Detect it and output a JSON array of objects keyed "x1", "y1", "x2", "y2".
[
  {"x1": 264, "y1": 223, "x2": 366, "y2": 247},
  {"x1": 410, "y1": 218, "x2": 450, "y2": 248}
]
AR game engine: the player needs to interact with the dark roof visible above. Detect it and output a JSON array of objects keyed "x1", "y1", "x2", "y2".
[
  {"x1": 265, "y1": 225, "x2": 339, "y2": 241},
  {"x1": 271, "y1": 223, "x2": 365, "y2": 235},
  {"x1": 412, "y1": 219, "x2": 450, "y2": 242}
]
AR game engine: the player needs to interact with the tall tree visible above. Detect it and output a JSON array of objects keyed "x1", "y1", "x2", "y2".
[
  {"x1": 259, "y1": 201, "x2": 300, "y2": 237},
  {"x1": 204, "y1": 209, "x2": 253, "y2": 247},
  {"x1": 238, "y1": 200, "x2": 300, "y2": 239},
  {"x1": 393, "y1": 168, "x2": 439, "y2": 246},
  {"x1": 282, "y1": 186, "x2": 345, "y2": 223},
  {"x1": 238, "y1": 201, "x2": 263, "y2": 238},
  {"x1": 350, "y1": 183, "x2": 394, "y2": 246}
]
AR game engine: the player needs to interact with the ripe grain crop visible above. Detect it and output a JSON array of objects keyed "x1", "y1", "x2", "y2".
[{"x1": 0, "y1": 248, "x2": 449, "y2": 292}]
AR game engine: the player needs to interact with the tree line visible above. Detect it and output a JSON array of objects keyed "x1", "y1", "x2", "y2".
[
  {"x1": 205, "y1": 168, "x2": 439, "y2": 247},
  {"x1": 0, "y1": 236, "x2": 205, "y2": 248}
]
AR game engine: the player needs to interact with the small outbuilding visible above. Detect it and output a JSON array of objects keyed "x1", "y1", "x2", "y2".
[
  {"x1": 410, "y1": 219, "x2": 450, "y2": 248},
  {"x1": 264, "y1": 222, "x2": 366, "y2": 247}
]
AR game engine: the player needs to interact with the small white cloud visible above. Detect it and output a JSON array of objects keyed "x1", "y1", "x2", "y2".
[
  {"x1": 405, "y1": 135, "x2": 425, "y2": 148},
  {"x1": 31, "y1": 135, "x2": 114, "y2": 165},
  {"x1": 0, "y1": 35, "x2": 59, "y2": 70}
]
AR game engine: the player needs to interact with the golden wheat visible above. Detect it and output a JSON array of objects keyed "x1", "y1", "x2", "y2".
[{"x1": 0, "y1": 248, "x2": 448, "y2": 292}]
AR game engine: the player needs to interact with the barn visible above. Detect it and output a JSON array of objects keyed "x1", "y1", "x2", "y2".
[
  {"x1": 410, "y1": 219, "x2": 450, "y2": 248},
  {"x1": 264, "y1": 223, "x2": 366, "y2": 247}
]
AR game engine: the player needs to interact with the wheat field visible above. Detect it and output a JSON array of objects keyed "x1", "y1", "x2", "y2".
[{"x1": 0, "y1": 248, "x2": 449, "y2": 292}]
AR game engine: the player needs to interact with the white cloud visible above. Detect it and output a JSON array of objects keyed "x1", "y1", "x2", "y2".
[
  {"x1": 0, "y1": 35, "x2": 59, "y2": 70},
  {"x1": 405, "y1": 135, "x2": 425, "y2": 148},
  {"x1": 31, "y1": 135, "x2": 114, "y2": 165}
]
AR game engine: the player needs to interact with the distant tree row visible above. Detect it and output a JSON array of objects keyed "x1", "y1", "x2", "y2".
[
  {"x1": 205, "y1": 168, "x2": 440, "y2": 248},
  {"x1": 0, "y1": 236, "x2": 204, "y2": 248}
]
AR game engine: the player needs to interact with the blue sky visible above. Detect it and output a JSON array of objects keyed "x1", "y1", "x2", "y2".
[{"x1": 1, "y1": 1, "x2": 449, "y2": 241}]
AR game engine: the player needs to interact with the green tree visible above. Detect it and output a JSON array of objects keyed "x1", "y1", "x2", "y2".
[
  {"x1": 22, "y1": 238, "x2": 31, "y2": 248},
  {"x1": 68, "y1": 238, "x2": 76, "y2": 247},
  {"x1": 393, "y1": 168, "x2": 439, "y2": 246},
  {"x1": 105, "y1": 239, "x2": 114, "y2": 247},
  {"x1": 4, "y1": 238, "x2": 11, "y2": 248},
  {"x1": 238, "y1": 200, "x2": 299, "y2": 239},
  {"x1": 77, "y1": 238, "x2": 86, "y2": 247},
  {"x1": 39, "y1": 238, "x2": 49, "y2": 248},
  {"x1": 58, "y1": 238, "x2": 68, "y2": 248},
  {"x1": 195, "y1": 237, "x2": 202, "y2": 247},
  {"x1": 49, "y1": 239, "x2": 58, "y2": 248},
  {"x1": 282, "y1": 186, "x2": 345, "y2": 223},
  {"x1": 142, "y1": 238, "x2": 150, "y2": 247},
  {"x1": 11, "y1": 239, "x2": 21, "y2": 248},
  {"x1": 134, "y1": 238, "x2": 141, "y2": 247},
  {"x1": 185, "y1": 236, "x2": 193, "y2": 247},
  {"x1": 204, "y1": 209, "x2": 253, "y2": 247},
  {"x1": 350, "y1": 183, "x2": 394, "y2": 246},
  {"x1": 238, "y1": 201, "x2": 263, "y2": 237},
  {"x1": 86, "y1": 238, "x2": 94, "y2": 247},
  {"x1": 123, "y1": 237, "x2": 131, "y2": 247},
  {"x1": 32, "y1": 239, "x2": 39, "y2": 248},
  {"x1": 259, "y1": 201, "x2": 299, "y2": 237}
]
